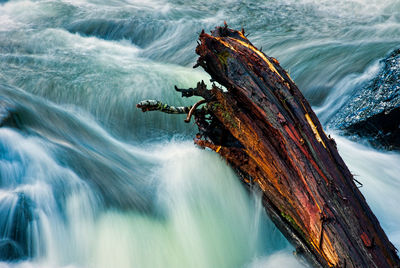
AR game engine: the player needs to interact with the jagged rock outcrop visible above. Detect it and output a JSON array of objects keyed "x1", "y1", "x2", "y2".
[{"x1": 328, "y1": 49, "x2": 400, "y2": 150}]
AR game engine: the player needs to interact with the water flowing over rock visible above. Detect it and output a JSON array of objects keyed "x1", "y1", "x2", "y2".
[
  {"x1": 0, "y1": 193, "x2": 34, "y2": 261},
  {"x1": 0, "y1": 98, "x2": 20, "y2": 129},
  {"x1": 2, "y1": 0, "x2": 400, "y2": 267},
  {"x1": 328, "y1": 49, "x2": 400, "y2": 150}
]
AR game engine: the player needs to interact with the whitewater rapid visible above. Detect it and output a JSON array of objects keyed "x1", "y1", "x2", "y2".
[{"x1": 1, "y1": 0, "x2": 400, "y2": 267}]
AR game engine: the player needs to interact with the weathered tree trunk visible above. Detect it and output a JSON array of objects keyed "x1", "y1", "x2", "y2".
[{"x1": 137, "y1": 25, "x2": 400, "y2": 268}]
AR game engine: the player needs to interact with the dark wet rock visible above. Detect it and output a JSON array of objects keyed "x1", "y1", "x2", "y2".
[
  {"x1": 0, "y1": 239, "x2": 25, "y2": 261},
  {"x1": 328, "y1": 48, "x2": 400, "y2": 150},
  {"x1": 0, "y1": 193, "x2": 34, "y2": 261},
  {"x1": 0, "y1": 98, "x2": 21, "y2": 128}
]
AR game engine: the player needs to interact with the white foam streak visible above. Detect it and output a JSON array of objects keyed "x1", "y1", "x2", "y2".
[
  {"x1": 86, "y1": 142, "x2": 289, "y2": 268},
  {"x1": 0, "y1": 125, "x2": 292, "y2": 267},
  {"x1": 248, "y1": 251, "x2": 307, "y2": 268},
  {"x1": 334, "y1": 134, "x2": 400, "y2": 248},
  {"x1": 315, "y1": 60, "x2": 381, "y2": 124}
]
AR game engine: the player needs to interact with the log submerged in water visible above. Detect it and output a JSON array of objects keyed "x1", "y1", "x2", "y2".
[{"x1": 137, "y1": 24, "x2": 400, "y2": 267}]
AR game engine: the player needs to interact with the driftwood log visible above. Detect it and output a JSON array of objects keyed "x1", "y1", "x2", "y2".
[{"x1": 137, "y1": 25, "x2": 400, "y2": 268}]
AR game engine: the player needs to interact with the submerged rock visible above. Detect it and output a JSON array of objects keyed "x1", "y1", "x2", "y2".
[
  {"x1": 0, "y1": 239, "x2": 25, "y2": 261},
  {"x1": 0, "y1": 98, "x2": 21, "y2": 129},
  {"x1": 0, "y1": 193, "x2": 35, "y2": 261},
  {"x1": 328, "y1": 48, "x2": 400, "y2": 150}
]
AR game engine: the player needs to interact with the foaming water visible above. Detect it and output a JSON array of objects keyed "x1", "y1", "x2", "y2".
[
  {"x1": 88, "y1": 143, "x2": 286, "y2": 268},
  {"x1": 0, "y1": 84, "x2": 293, "y2": 267},
  {"x1": 1, "y1": 0, "x2": 400, "y2": 267},
  {"x1": 333, "y1": 134, "x2": 400, "y2": 249},
  {"x1": 0, "y1": 27, "x2": 209, "y2": 139},
  {"x1": 248, "y1": 251, "x2": 307, "y2": 268},
  {"x1": 315, "y1": 60, "x2": 382, "y2": 124},
  {"x1": 0, "y1": 127, "x2": 100, "y2": 263},
  {"x1": 0, "y1": 128, "x2": 292, "y2": 267}
]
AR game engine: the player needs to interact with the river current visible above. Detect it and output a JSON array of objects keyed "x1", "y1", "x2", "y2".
[{"x1": 1, "y1": 0, "x2": 400, "y2": 267}]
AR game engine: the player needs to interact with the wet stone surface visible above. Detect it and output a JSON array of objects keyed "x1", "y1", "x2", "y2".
[
  {"x1": 328, "y1": 48, "x2": 400, "y2": 150},
  {"x1": 0, "y1": 98, "x2": 20, "y2": 129}
]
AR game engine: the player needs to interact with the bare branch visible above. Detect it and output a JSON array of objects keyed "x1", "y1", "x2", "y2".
[
  {"x1": 184, "y1": 99, "x2": 207, "y2": 123},
  {"x1": 174, "y1": 80, "x2": 212, "y2": 100},
  {"x1": 136, "y1": 100, "x2": 190, "y2": 114}
]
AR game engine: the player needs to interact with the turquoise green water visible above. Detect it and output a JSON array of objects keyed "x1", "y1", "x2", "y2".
[{"x1": 0, "y1": 0, "x2": 400, "y2": 267}]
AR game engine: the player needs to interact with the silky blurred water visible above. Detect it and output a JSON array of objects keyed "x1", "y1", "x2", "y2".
[{"x1": 0, "y1": 0, "x2": 400, "y2": 267}]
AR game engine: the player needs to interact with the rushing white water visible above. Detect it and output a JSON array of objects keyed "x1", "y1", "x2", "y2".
[
  {"x1": 0, "y1": 0, "x2": 400, "y2": 267},
  {"x1": 0, "y1": 121, "x2": 295, "y2": 268},
  {"x1": 334, "y1": 134, "x2": 400, "y2": 249}
]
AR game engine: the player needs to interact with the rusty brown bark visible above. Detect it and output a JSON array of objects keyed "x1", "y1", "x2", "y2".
[{"x1": 137, "y1": 25, "x2": 400, "y2": 268}]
